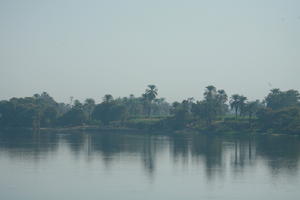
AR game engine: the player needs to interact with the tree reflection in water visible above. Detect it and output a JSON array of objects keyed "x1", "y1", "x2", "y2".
[{"x1": 0, "y1": 130, "x2": 299, "y2": 180}]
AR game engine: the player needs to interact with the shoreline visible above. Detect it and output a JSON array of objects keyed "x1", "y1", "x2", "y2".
[
  {"x1": 0, "y1": 125, "x2": 138, "y2": 133},
  {"x1": 1, "y1": 125, "x2": 299, "y2": 137}
]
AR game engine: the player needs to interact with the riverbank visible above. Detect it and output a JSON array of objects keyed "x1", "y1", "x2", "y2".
[
  {"x1": 1, "y1": 124, "x2": 299, "y2": 137},
  {"x1": 0, "y1": 125, "x2": 138, "y2": 133}
]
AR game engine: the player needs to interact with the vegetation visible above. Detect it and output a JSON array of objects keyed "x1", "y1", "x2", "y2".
[{"x1": 0, "y1": 86, "x2": 299, "y2": 135}]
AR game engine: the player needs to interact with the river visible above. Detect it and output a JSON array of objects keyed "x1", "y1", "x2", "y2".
[{"x1": 0, "y1": 130, "x2": 299, "y2": 200}]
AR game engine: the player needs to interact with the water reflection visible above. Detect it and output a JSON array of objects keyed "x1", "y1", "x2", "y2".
[
  {"x1": 0, "y1": 130, "x2": 300, "y2": 180},
  {"x1": 0, "y1": 131, "x2": 59, "y2": 162},
  {"x1": 255, "y1": 135, "x2": 300, "y2": 176}
]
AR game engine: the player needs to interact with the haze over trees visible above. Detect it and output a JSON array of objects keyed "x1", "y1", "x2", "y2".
[{"x1": 0, "y1": 86, "x2": 299, "y2": 135}]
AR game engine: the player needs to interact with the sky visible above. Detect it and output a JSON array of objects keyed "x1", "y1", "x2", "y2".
[{"x1": 0, "y1": 0, "x2": 299, "y2": 103}]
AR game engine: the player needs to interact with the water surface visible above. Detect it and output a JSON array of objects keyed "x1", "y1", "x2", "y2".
[{"x1": 0, "y1": 130, "x2": 300, "y2": 200}]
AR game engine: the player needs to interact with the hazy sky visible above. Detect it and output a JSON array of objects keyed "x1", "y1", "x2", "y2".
[{"x1": 1, "y1": 0, "x2": 299, "y2": 103}]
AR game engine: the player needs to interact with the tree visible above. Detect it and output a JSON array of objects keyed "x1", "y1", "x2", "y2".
[
  {"x1": 244, "y1": 100, "x2": 262, "y2": 124},
  {"x1": 143, "y1": 85, "x2": 158, "y2": 117},
  {"x1": 92, "y1": 95, "x2": 128, "y2": 125},
  {"x1": 103, "y1": 94, "x2": 113, "y2": 103},
  {"x1": 257, "y1": 106, "x2": 300, "y2": 134},
  {"x1": 145, "y1": 85, "x2": 158, "y2": 102},
  {"x1": 230, "y1": 94, "x2": 247, "y2": 119},
  {"x1": 73, "y1": 99, "x2": 83, "y2": 109},
  {"x1": 40, "y1": 106, "x2": 58, "y2": 127},
  {"x1": 83, "y1": 98, "x2": 96, "y2": 121},
  {"x1": 152, "y1": 98, "x2": 171, "y2": 116},
  {"x1": 169, "y1": 99, "x2": 192, "y2": 130},
  {"x1": 202, "y1": 86, "x2": 218, "y2": 125},
  {"x1": 124, "y1": 95, "x2": 144, "y2": 117},
  {"x1": 57, "y1": 107, "x2": 87, "y2": 126},
  {"x1": 230, "y1": 95, "x2": 239, "y2": 120},
  {"x1": 216, "y1": 89, "x2": 228, "y2": 116},
  {"x1": 238, "y1": 96, "x2": 247, "y2": 116},
  {"x1": 0, "y1": 93, "x2": 66, "y2": 128},
  {"x1": 265, "y1": 89, "x2": 300, "y2": 110},
  {"x1": 192, "y1": 86, "x2": 228, "y2": 126}
]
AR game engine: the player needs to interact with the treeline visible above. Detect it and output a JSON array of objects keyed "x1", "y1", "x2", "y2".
[
  {"x1": 168, "y1": 86, "x2": 300, "y2": 134},
  {"x1": 0, "y1": 85, "x2": 170, "y2": 129},
  {"x1": 0, "y1": 85, "x2": 299, "y2": 135}
]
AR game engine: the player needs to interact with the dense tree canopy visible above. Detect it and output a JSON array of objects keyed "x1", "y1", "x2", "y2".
[
  {"x1": 0, "y1": 86, "x2": 299, "y2": 135},
  {"x1": 92, "y1": 96, "x2": 127, "y2": 125},
  {"x1": 265, "y1": 89, "x2": 300, "y2": 110},
  {"x1": 192, "y1": 86, "x2": 228, "y2": 126}
]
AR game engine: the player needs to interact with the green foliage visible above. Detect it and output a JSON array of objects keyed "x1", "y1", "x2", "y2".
[
  {"x1": 92, "y1": 95, "x2": 128, "y2": 125},
  {"x1": 0, "y1": 86, "x2": 300, "y2": 135},
  {"x1": 243, "y1": 100, "x2": 263, "y2": 122},
  {"x1": 257, "y1": 106, "x2": 300, "y2": 134},
  {"x1": 230, "y1": 94, "x2": 247, "y2": 119},
  {"x1": 192, "y1": 86, "x2": 228, "y2": 126},
  {"x1": 41, "y1": 106, "x2": 58, "y2": 127},
  {"x1": 142, "y1": 85, "x2": 159, "y2": 117},
  {"x1": 265, "y1": 89, "x2": 300, "y2": 110},
  {"x1": 57, "y1": 106, "x2": 87, "y2": 127},
  {"x1": 125, "y1": 118, "x2": 164, "y2": 130},
  {"x1": 166, "y1": 98, "x2": 194, "y2": 130},
  {"x1": 0, "y1": 93, "x2": 62, "y2": 128},
  {"x1": 83, "y1": 98, "x2": 96, "y2": 120},
  {"x1": 145, "y1": 85, "x2": 158, "y2": 102}
]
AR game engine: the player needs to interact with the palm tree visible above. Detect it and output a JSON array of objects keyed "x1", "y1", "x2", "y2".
[
  {"x1": 143, "y1": 85, "x2": 158, "y2": 117},
  {"x1": 217, "y1": 90, "x2": 227, "y2": 103},
  {"x1": 103, "y1": 94, "x2": 113, "y2": 103},
  {"x1": 204, "y1": 85, "x2": 217, "y2": 100},
  {"x1": 238, "y1": 95, "x2": 247, "y2": 116},
  {"x1": 84, "y1": 98, "x2": 96, "y2": 121},
  {"x1": 230, "y1": 94, "x2": 248, "y2": 119},
  {"x1": 145, "y1": 85, "x2": 158, "y2": 102},
  {"x1": 217, "y1": 89, "x2": 228, "y2": 116},
  {"x1": 230, "y1": 94, "x2": 240, "y2": 120}
]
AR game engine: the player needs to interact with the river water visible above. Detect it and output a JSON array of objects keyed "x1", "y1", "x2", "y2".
[{"x1": 0, "y1": 130, "x2": 299, "y2": 200}]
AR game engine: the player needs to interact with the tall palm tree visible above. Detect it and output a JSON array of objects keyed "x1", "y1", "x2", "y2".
[
  {"x1": 217, "y1": 90, "x2": 227, "y2": 103},
  {"x1": 103, "y1": 94, "x2": 113, "y2": 103},
  {"x1": 145, "y1": 85, "x2": 158, "y2": 102},
  {"x1": 144, "y1": 85, "x2": 158, "y2": 117},
  {"x1": 230, "y1": 94, "x2": 240, "y2": 120},
  {"x1": 204, "y1": 85, "x2": 217, "y2": 100},
  {"x1": 238, "y1": 95, "x2": 247, "y2": 116},
  {"x1": 217, "y1": 89, "x2": 228, "y2": 116},
  {"x1": 230, "y1": 94, "x2": 248, "y2": 119},
  {"x1": 84, "y1": 98, "x2": 96, "y2": 120}
]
